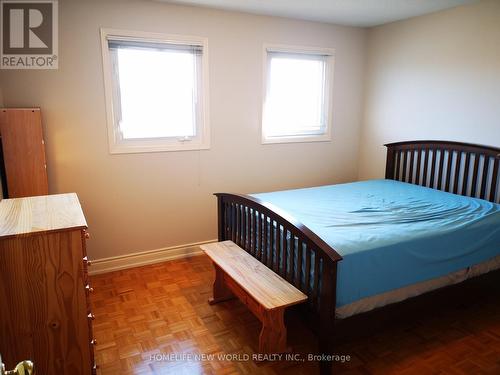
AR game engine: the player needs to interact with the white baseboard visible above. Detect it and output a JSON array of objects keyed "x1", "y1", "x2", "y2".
[{"x1": 88, "y1": 239, "x2": 217, "y2": 276}]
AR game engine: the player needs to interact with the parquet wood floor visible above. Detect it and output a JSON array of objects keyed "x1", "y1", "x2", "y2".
[{"x1": 90, "y1": 255, "x2": 500, "y2": 375}]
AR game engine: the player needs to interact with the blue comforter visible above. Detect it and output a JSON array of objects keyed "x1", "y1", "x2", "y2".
[{"x1": 252, "y1": 179, "x2": 500, "y2": 307}]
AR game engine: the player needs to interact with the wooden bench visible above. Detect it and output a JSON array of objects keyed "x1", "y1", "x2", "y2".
[{"x1": 200, "y1": 240, "x2": 308, "y2": 353}]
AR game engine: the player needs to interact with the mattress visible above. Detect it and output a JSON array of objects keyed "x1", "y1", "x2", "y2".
[
  {"x1": 251, "y1": 179, "x2": 500, "y2": 308},
  {"x1": 336, "y1": 253, "x2": 500, "y2": 318}
]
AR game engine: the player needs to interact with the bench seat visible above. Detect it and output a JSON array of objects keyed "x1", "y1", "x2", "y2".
[{"x1": 201, "y1": 240, "x2": 307, "y2": 353}]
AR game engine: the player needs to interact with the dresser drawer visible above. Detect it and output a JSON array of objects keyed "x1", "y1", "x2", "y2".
[{"x1": 0, "y1": 229, "x2": 94, "y2": 374}]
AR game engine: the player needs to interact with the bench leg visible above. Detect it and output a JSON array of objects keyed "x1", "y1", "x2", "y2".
[
  {"x1": 208, "y1": 263, "x2": 234, "y2": 305},
  {"x1": 259, "y1": 308, "x2": 287, "y2": 353}
]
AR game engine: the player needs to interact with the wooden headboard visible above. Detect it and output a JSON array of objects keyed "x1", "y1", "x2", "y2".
[{"x1": 385, "y1": 140, "x2": 500, "y2": 203}]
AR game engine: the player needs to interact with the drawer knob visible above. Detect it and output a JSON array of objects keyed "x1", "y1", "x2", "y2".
[
  {"x1": 83, "y1": 256, "x2": 92, "y2": 267},
  {"x1": 87, "y1": 312, "x2": 95, "y2": 320},
  {"x1": 86, "y1": 284, "x2": 94, "y2": 293},
  {"x1": 1, "y1": 359, "x2": 34, "y2": 375},
  {"x1": 91, "y1": 339, "x2": 97, "y2": 346}
]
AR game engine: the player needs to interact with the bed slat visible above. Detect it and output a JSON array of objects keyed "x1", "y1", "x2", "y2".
[
  {"x1": 409, "y1": 150, "x2": 415, "y2": 183},
  {"x1": 395, "y1": 151, "x2": 401, "y2": 180},
  {"x1": 453, "y1": 151, "x2": 461, "y2": 194},
  {"x1": 422, "y1": 149, "x2": 429, "y2": 186},
  {"x1": 429, "y1": 150, "x2": 437, "y2": 188},
  {"x1": 463, "y1": 153, "x2": 471, "y2": 195},
  {"x1": 401, "y1": 151, "x2": 408, "y2": 182},
  {"x1": 304, "y1": 246, "x2": 311, "y2": 294},
  {"x1": 445, "y1": 150, "x2": 453, "y2": 192},
  {"x1": 437, "y1": 150, "x2": 445, "y2": 190},
  {"x1": 471, "y1": 155, "x2": 480, "y2": 197},
  {"x1": 231, "y1": 203, "x2": 236, "y2": 242},
  {"x1": 480, "y1": 156, "x2": 490, "y2": 200},
  {"x1": 297, "y1": 239, "x2": 304, "y2": 287},
  {"x1": 415, "y1": 149, "x2": 422, "y2": 185},
  {"x1": 313, "y1": 251, "x2": 320, "y2": 308},
  {"x1": 490, "y1": 158, "x2": 499, "y2": 202}
]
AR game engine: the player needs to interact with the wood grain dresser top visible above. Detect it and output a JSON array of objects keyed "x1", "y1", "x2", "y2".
[{"x1": 0, "y1": 193, "x2": 87, "y2": 238}]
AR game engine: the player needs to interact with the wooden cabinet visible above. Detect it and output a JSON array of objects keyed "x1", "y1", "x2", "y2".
[
  {"x1": 0, "y1": 193, "x2": 95, "y2": 374},
  {"x1": 0, "y1": 108, "x2": 49, "y2": 198}
]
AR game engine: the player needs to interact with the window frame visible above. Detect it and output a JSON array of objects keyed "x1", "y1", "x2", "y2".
[
  {"x1": 261, "y1": 43, "x2": 335, "y2": 145},
  {"x1": 100, "y1": 28, "x2": 210, "y2": 154}
]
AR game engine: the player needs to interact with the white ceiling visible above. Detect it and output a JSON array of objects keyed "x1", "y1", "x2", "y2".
[{"x1": 159, "y1": 0, "x2": 475, "y2": 27}]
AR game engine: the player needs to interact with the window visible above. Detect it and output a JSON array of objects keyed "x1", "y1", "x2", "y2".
[
  {"x1": 262, "y1": 45, "x2": 334, "y2": 144},
  {"x1": 101, "y1": 29, "x2": 210, "y2": 153}
]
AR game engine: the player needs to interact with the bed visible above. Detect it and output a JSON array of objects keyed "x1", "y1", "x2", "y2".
[{"x1": 213, "y1": 140, "x2": 500, "y2": 374}]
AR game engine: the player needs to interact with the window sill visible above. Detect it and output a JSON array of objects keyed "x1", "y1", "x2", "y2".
[
  {"x1": 261, "y1": 134, "x2": 331, "y2": 145},
  {"x1": 109, "y1": 140, "x2": 210, "y2": 154}
]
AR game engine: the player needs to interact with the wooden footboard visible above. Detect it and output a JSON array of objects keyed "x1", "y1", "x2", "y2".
[{"x1": 215, "y1": 193, "x2": 342, "y2": 373}]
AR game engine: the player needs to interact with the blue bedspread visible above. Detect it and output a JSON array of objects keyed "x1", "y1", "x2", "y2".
[{"x1": 251, "y1": 179, "x2": 500, "y2": 307}]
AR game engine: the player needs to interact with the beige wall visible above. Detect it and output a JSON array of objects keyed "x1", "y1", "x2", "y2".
[
  {"x1": 358, "y1": 0, "x2": 500, "y2": 180},
  {"x1": 0, "y1": 0, "x2": 366, "y2": 260}
]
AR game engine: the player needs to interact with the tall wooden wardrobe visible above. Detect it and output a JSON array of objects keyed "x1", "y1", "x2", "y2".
[{"x1": 0, "y1": 108, "x2": 49, "y2": 198}]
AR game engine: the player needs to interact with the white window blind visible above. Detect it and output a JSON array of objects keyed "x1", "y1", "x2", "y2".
[
  {"x1": 109, "y1": 40, "x2": 202, "y2": 139},
  {"x1": 101, "y1": 29, "x2": 210, "y2": 153}
]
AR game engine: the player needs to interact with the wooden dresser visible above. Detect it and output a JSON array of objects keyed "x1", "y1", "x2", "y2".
[{"x1": 0, "y1": 193, "x2": 95, "y2": 374}]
